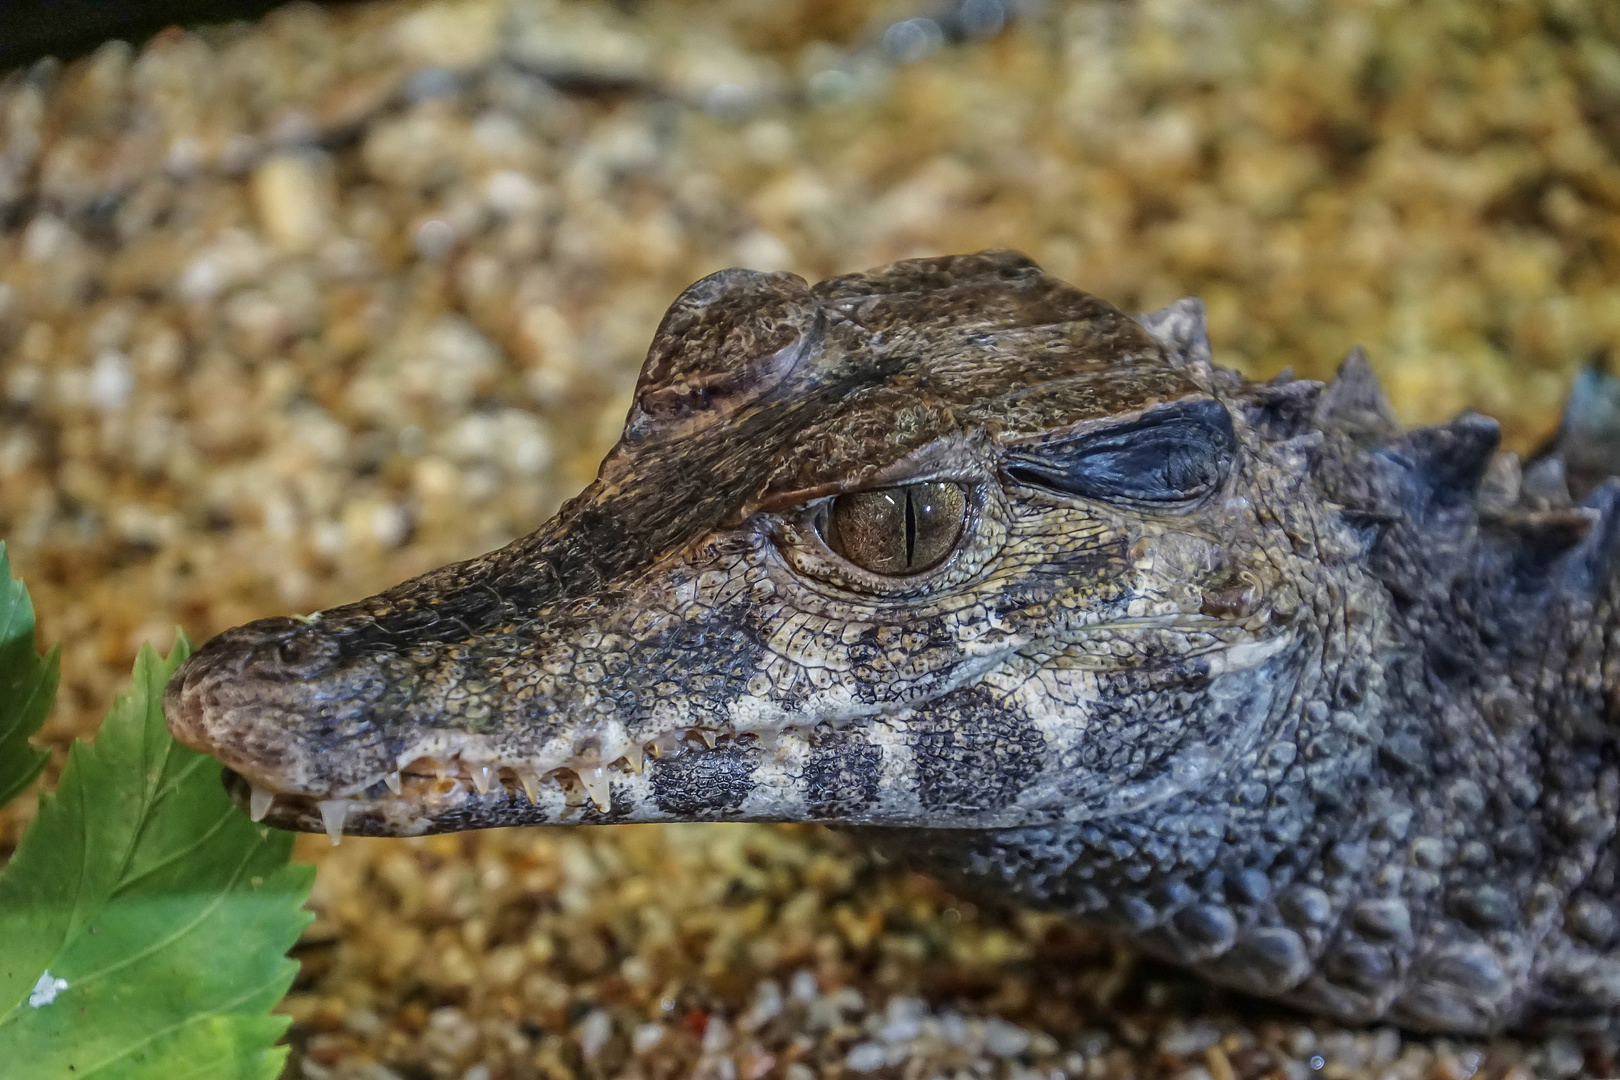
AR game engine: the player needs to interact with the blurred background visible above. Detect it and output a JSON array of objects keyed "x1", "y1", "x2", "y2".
[{"x1": 0, "y1": 1, "x2": 1617, "y2": 1077}]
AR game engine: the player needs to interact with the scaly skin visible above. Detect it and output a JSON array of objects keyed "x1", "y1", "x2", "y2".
[{"x1": 164, "y1": 251, "x2": 1620, "y2": 1034}]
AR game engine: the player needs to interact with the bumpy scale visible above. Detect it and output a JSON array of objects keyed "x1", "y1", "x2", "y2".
[{"x1": 165, "y1": 251, "x2": 1620, "y2": 1034}]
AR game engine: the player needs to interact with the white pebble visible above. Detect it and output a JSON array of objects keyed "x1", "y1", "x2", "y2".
[
  {"x1": 1159, "y1": 1021, "x2": 1221, "y2": 1056},
  {"x1": 632, "y1": 1022, "x2": 664, "y2": 1054},
  {"x1": 88, "y1": 349, "x2": 133, "y2": 411},
  {"x1": 845, "y1": 1041, "x2": 886, "y2": 1072},
  {"x1": 984, "y1": 1018, "x2": 1032, "y2": 1057},
  {"x1": 789, "y1": 969, "x2": 819, "y2": 1002},
  {"x1": 878, "y1": 996, "x2": 925, "y2": 1043},
  {"x1": 485, "y1": 169, "x2": 543, "y2": 216},
  {"x1": 1542, "y1": 1035, "x2": 1585, "y2": 1078},
  {"x1": 740, "y1": 980, "x2": 783, "y2": 1030},
  {"x1": 732, "y1": 228, "x2": 793, "y2": 272},
  {"x1": 370, "y1": 503, "x2": 410, "y2": 548},
  {"x1": 576, "y1": 1009, "x2": 613, "y2": 1059},
  {"x1": 701, "y1": 1014, "x2": 731, "y2": 1054},
  {"x1": 414, "y1": 218, "x2": 458, "y2": 259},
  {"x1": 178, "y1": 254, "x2": 226, "y2": 304},
  {"x1": 22, "y1": 215, "x2": 72, "y2": 262},
  {"x1": 165, "y1": 135, "x2": 205, "y2": 177}
]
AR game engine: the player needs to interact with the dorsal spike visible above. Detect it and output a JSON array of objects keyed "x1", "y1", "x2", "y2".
[
  {"x1": 1477, "y1": 451, "x2": 1522, "y2": 514},
  {"x1": 1539, "y1": 362, "x2": 1620, "y2": 500},
  {"x1": 1380, "y1": 411, "x2": 1501, "y2": 512},
  {"x1": 1135, "y1": 297, "x2": 1211, "y2": 374},
  {"x1": 1522, "y1": 455, "x2": 1574, "y2": 509},
  {"x1": 1315, "y1": 346, "x2": 1398, "y2": 447},
  {"x1": 1245, "y1": 377, "x2": 1324, "y2": 438}
]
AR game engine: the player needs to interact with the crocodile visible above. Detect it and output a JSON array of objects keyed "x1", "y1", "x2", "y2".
[{"x1": 165, "y1": 250, "x2": 1620, "y2": 1035}]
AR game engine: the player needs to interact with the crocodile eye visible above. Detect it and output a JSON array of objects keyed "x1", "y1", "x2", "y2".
[{"x1": 822, "y1": 481, "x2": 967, "y2": 575}]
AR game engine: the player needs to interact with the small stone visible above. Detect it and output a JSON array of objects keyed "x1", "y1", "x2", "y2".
[
  {"x1": 1540, "y1": 1034, "x2": 1585, "y2": 1079},
  {"x1": 700, "y1": 1014, "x2": 731, "y2": 1054},
  {"x1": 252, "y1": 153, "x2": 330, "y2": 254},
  {"x1": 485, "y1": 169, "x2": 544, "y2": 217},
  {"x1": 789, "y1": 969, "x2": 819, "y2": 1002},
  {"x1": 983, "y1": 1018, "x2": 1031, "y2": 1057},
  {"x1": 576, "y1": 1009, "x2": 612, "y2": 1059},
  {"x1": 414, "y1": 218, "x2": 458, "y2": 259},
  {"x1": 88, "y1": 349, "x2": 133, "y2": 411},
  {"x1": 1158, "y1": 1021, "x2": 1221, "y2": 1056},
  {"x1": 845, "y1": 1041, "x2": 886, "y2": 1072}
]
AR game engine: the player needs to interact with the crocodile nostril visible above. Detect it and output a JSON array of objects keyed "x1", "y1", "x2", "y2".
[
  {"x1": 247, "y1": 621, "x2": 337, "y2": 677},
  {"x1": 278, "y1": 637, "x2": 316, "y2": 666}
]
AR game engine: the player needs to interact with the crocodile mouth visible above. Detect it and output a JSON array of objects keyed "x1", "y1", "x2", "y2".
[{"x1": 224, "y1": 724, "x2": 775, "y2": 840}]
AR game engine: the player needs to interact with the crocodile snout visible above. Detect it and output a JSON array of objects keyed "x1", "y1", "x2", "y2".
[{"x1": 164, "y1": 612, "x2": 403, "y2": 805}]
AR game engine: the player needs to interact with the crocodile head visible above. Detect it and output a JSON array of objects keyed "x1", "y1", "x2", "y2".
[{"x1": 165, "y1": 250, "x2": 1322, "y2": 840}]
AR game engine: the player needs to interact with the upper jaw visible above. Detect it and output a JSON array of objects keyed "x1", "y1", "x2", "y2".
[{"x1": 190, "y1": 617, "x2": 1297, "y2": 842}]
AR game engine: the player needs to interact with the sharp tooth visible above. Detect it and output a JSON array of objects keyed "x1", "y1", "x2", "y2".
[
  {"x1": 624, "y1": 742, "x2": 645, "y2": 774},
  {"x1": 248, "y1": 785, "x2": 274, "y2": 822},
  {"x1": 383, "y1": 771, "x2": 403, "y2": 796},
  {"x1": 470, "y1": 766, "x2": 495, "y2": 795},
  {"x1": 318, "y1": 799, "x2": 351, "y2": 846},
  {"x1": 650, "y1": 731, "x2": 685, "y2": 758},
  {"x1": 518, "y1": 771, "x2": 540, "y2": 804},
  {"x1": 697, "y1": 729, "x2": 717, "y2": 749},
  {"x1": 579, "y1": 765, "x2": 611, "y2": 813}
]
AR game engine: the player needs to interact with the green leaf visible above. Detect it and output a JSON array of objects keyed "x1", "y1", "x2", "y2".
[
  {"x1": 0, "y1": 542, "x2": 58, "y2": 809},
  {"x1": 0, "y1": 636, "x2": 315, "y2": 1080}
]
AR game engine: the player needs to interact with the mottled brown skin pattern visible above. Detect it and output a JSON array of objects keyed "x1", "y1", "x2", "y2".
[{"x1": 166, "y1": 251, "x2": 1620, "y2": 1035}]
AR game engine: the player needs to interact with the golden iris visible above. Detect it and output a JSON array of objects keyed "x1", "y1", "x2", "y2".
[{"x1": 823, "y1": 481, "x2": 967, "y2": 576}]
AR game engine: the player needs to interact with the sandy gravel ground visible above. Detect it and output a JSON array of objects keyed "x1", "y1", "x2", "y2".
[{"x1": 2, "y1": 1, "x2": 1619, "y2": 1076}]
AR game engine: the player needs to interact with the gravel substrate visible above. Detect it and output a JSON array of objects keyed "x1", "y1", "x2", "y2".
[{"x1": 2, "y1": 0, "x2": 1619, "y2": 1076}]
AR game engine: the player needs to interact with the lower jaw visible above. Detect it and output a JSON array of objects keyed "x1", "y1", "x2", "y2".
[
  {"x1": 224, "y1": 765, "x2": 654, "y2": 839},
  {"x1": 222, "y1": 727, "x2": 762, "y2": 841}
]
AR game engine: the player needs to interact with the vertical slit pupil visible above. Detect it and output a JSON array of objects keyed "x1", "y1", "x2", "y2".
[
  {"x1": 823, "y1": 481, "x2": 967, "y2": 576},
  {"x1": 904, "y1": 488, "x2": 917, "y2": 567}
]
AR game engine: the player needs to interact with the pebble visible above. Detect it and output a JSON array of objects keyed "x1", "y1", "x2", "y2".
[
  {"x1": 576, "y1": 1008, "x2": 613, "y2": 1059},
  {"x1": 252, "y1": 153, "x2": 330, "y2": 254},
  {"x1": 1159, "y1": 1021, "x2": 1223, "y2": 1057},
  {"x1": 845, "y1": 1041, "x2": 886, "y2": 1071}
]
